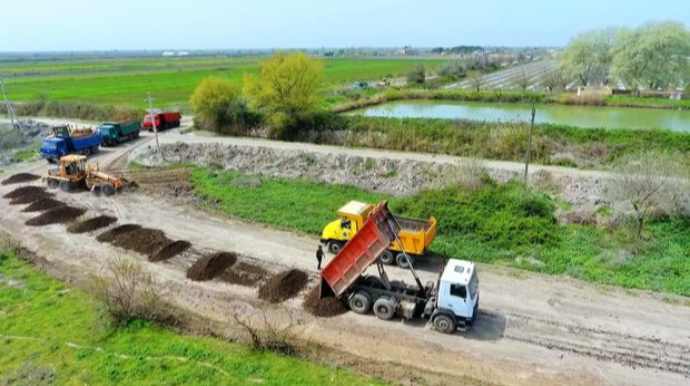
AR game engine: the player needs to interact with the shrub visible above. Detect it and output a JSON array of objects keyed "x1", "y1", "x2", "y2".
[
  {"x1": 191, "y1": 76, "x2": 252, "y2": 133},
  {"x1": 406, "y1": 65, "x2": 426, "y2": 85}
]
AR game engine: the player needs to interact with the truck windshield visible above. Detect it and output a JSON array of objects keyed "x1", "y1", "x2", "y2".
[
  {"x1": 42, "y1": 142, "x2": 57, "y2": 150},
  {"x1": 144, "y1": 116, "x2": 154, "y2": 122}
]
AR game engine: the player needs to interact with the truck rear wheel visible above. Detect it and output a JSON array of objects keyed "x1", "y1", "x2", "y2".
[
  {"x1": 83, "y1": 148, "x2": 91, "y2": 156},
  {"x1": 373, "y1": 297, "x2": 396, "y2": 320},
  {"x1": 327, "y1": 240, "x2": 344, "y2": 254},
  {"x1": 102, "y1": 184, "x2": 116, "y2": 196},
  {"x1": 396, "y1": 253, "x2": 415, "y2": 269},
  {"x1": 433, "y1": 314, "x2": 456, "y2": 334},
  {"x1": 380, "y1": 250, "x2": 395, "y2": 265},
  {"x1": 348, "y1": 291, "x2": 372, "y2": 314}
]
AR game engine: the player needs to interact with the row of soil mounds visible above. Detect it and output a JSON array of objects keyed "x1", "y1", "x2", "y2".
[
  {"x1": 68, "y1": 215, "x2": 117, "y2": 234},
  {"x1": 188, "y1": 252, "x2": 238, "y2": 281},
  {"x1": 1, "y1": 173, "x2": 40, "y2": 185},
  {"x1": 258, "y1": 269, "x2": 309, "y2": 304},
  {"x1": 22, "y1": 198, "x2": 65, "y2": 213},
  {"x1": 97, "y1": 224, "x2": 191, "y2": 262},
  {"x1": 25, "y1": 205, "x2": 86, "y2": 226},
  {"x1": 219, "y1": 261, "x2": 268, "y2": 287},
  {"x1": 4, "y1": 186, "x2": 54, "y2": 205}
]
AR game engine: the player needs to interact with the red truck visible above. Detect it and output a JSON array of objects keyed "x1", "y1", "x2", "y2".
[
  {"x1": 319, "y1": 201, "x2": 480, "y2": 333},
  {"x1": 142, "y1": 112, "x2": 182, "y2": 132}
]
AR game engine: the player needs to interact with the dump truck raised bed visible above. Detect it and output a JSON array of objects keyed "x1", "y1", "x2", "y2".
[
  {"x1": 98, "y1": 122, "x2": 140, "y2": 146},
  {"x1": 320, "y1": 201, "x2": 479, "y2": 333},
  {"x1": 40, "y1": 126, "x2": 101, "y2": 163},
  {"x1": 142, "y1": 112, "x2": 181, "y2": 132},
  {"x1": 321, "y1": 201, "x2": 437, "y2": 268}
]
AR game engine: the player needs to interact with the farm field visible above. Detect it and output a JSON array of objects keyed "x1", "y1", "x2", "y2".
[
  {"x1": 446, "y1": 60, "x2": 557, "y2": 91},
  {"x1": 1, "y1": 57, "x2": 449, "y2": 107}
]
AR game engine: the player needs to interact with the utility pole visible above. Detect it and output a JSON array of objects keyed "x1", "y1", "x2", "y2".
[
  {"x1": 523, "y1": 101, "x2": 536, "y2": 186},
  {"x1": 146, "y1": 92, "x2": 161, "y2": 155},
  {"x1": 1, "y1": 78, "x2": 22, "y2": 132}
]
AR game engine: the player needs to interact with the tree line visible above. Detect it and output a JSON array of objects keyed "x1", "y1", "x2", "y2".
[{"x1": 559, "y1": 21, "x2": 690, "y2": 91}]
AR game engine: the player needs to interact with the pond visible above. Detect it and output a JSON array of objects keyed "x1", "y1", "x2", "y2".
[{"x1": 348, "y1": 100, "x2": 690, "y2": 132}]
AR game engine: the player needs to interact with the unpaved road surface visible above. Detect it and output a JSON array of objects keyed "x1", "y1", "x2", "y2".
[{"x1": 1, "y1": 131, "x2": 689, "y2": 386}]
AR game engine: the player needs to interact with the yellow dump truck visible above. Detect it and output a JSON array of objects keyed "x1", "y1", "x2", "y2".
[{"x1": 321, "y1": 201, "x2": 437, "y2": 268}]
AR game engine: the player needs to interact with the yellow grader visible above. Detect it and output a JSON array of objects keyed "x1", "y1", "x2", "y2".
[{"x1": 44, "y1": 155, "x2": 136, "y2": 196}]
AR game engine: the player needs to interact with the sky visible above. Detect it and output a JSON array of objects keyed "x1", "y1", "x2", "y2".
[{"x1": 2, "y1": 0, "x2": 689, "y2": 51}]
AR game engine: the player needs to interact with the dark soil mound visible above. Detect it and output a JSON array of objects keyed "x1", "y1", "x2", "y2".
[
  {"x1": 219, "y1": 261, "x2": 268, "y2": 287},
  {"x1": 97, "y1": 224, "x2": 142, "y2": 243},
  {"x1": 187, "y1": 252, "x2": 237, "y2": 281},
  {"x1": 4, "y1": 186, "x2": 46, "y2": 199},
  {"x1": 67, "y1": 215, "x2": 117, "y2": 234},
  {"x1": 303, "y1": 286, "x2": 349, "y2": 318},
  {"x1": 2, "y1": 173, "x2": 41, "y2": 185},
  {"x1": 22, "y1": 198, "x2": 65, "y2": 213},
  {"x1": 112, "y1": 228, "x2": 172, "y2": 257},
  {"x1": 25, "y1": 206, "x2": 86, "y2": 226},
  {"x1": 258, "y1": 269, "x2": 309, "y2": 303},
  {"x1": 150, "y1": 240, "x2": 192, "y2": 262},
  {"x1": 5, "y1": 186, "x2": 53, "y2": 205}
]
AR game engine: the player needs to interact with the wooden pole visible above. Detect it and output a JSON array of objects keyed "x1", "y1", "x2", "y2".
[{"x1": 524, "y1": 102, "x2": 536, "y2": 186}]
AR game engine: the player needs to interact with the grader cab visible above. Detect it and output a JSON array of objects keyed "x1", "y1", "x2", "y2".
[{"x1": 45, "y1": 155, "x2": 135, "y2": 196}]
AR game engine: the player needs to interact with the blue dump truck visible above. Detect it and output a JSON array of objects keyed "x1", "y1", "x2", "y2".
[
  {"x1": 40, "y1": 126, "x2": 101, "y2": 163},
  {"x1": 97, "y1": 122, "x2": 141, "y2": 146}
]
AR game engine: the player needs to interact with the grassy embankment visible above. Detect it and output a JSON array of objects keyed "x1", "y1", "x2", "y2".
[
  {"x1": 234, "y1": 113, "x2": 690, "y2": 169},
  {"x1": 190, "y1": 168, "x2": 690, "y2": 297},
  {"x1": 333, "y1": 89, "x2": 690, "y2": 112},
  {"x1": 0, "y1": 251, "x2": 388, "y2": 385}
]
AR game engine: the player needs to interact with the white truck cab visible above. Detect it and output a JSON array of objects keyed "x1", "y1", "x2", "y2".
[{"x1": 429, "y1": 259, "x2": 480, "y2": 333}]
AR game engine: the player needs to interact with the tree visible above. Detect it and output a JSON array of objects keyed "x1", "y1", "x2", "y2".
[
  {"x1": 190, "y1": 76, "x2": 241, "y2": 130},
  {"x1": 559, "y1": 28, "x2": 618, "y2": 86},
  {"x1": 406, "y1": 64, "x2": 426, "y2": 85},
  {"x1": 543, "y1": 68, "x2": 568, "y2": 92},
  {"x1": 244, "y1": 52, "x2": 323, "y2": 127},
  {"x1": 436, "y1": 62, "x2": 466, "y2": 80},
  {"x1": 612, "y1": 21, "x2": 690, "y2": 91},
  {"x1": 514, "y1": 69, "x2": 531, "y2": 92},
  {"x1": 469, "y1": 72, "x2": 483, "y2": 92},
  {"x1": 606, "y1": 151, "x2": 688, "y2": 241}
]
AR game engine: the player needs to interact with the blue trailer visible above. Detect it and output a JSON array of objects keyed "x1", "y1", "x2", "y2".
[{"x1": 40, "y1": 126, "x2": 102, "y2": 163}]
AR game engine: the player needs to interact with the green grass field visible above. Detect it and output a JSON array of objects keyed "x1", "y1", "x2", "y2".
[
  {"x1": 2, "y1": 58, "x2": 448, "y2": 107},
  {"x1": 0, "y1": 251, "x2": 388, "y2": 386},
  {"x1": 191, "y1": 168, "x2": 690, "y2": 296}
]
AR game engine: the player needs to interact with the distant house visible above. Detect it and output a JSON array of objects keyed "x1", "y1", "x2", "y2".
[
  {"x1": 162, "y1": 51, "x2": 175, "y2": 57},
  {"x1": 177, "y1": 52, "x2": 189, "y2": 57},
  {"x1": 351, "y1": 81, "x2": 369, "y2": 90}
]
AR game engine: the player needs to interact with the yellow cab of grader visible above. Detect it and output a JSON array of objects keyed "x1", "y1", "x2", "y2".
[{"x1": 45, "y1": 155, "x2": 133, "y2": 196}]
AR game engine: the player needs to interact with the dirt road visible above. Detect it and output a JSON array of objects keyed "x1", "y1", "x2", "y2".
[{"x1": 1, "y1": 131, "x2": 689, "y2": 386}]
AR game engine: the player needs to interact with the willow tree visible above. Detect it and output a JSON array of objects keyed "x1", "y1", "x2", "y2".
[
  {"x1": 612, "y1": 21, "x2": 690, "y2": 91},
  {"x1": 244, "y1": 52, "x2": 322, "y2": 138},
  {"x1": 559, "y1": 28, "x2": 618, "y2": 86}
]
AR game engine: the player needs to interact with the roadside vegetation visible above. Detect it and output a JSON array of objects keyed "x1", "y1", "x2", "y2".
[
  {"x1": 190, "y1": 167, "x2": 690, "y2": 297},
  {"x1": 0, "y1": 250, "x2": 388, "y2": 385}
]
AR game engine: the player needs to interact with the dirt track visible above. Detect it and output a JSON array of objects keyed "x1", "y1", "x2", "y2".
[{"x1": 1, "y1": 130, "x2": 689, "y2": 386}]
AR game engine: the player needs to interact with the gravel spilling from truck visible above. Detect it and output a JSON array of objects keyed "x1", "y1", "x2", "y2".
[
  {"x1": 150, "y1": 240, "x2": 192, "y2": 262},
  {"x1": 187, "y1": 252, "x2": 237, "y2": 281},
  {"x1": 22, "y1": 198, "x2": 66, "y2": 213},
  {"x1": 303, "y1": 286, "x2": 349, "y2": 317},
  {"x1": 67, "y1": 215, "x2": 117, "y2": 234},
  {"x1": 1, "y1": 173, "x2": 41, "y2": 185},
  {"x1": 25, "y1": 206, "x2": 86, "y2": 226},
  {"x1": 258, "y1": 269, "x2": 309, "y2": 303}
]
